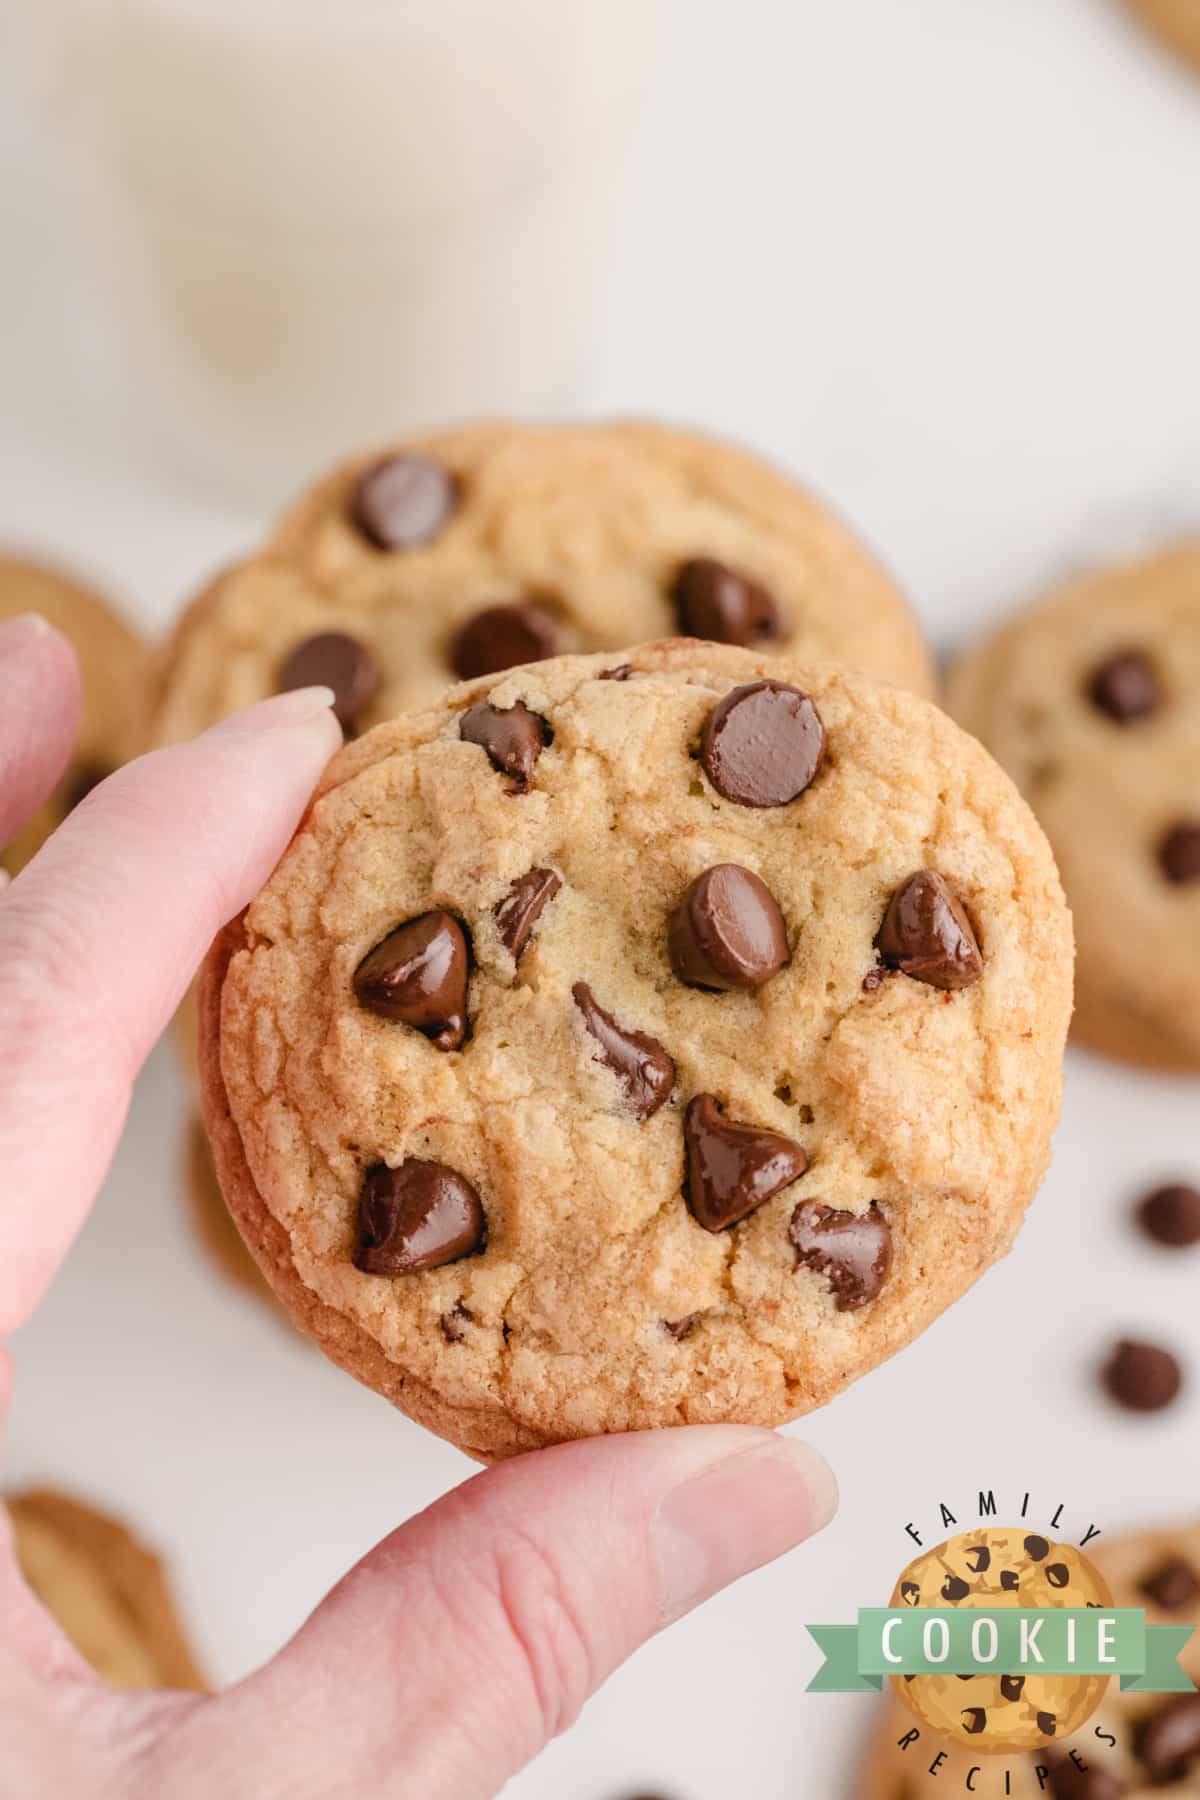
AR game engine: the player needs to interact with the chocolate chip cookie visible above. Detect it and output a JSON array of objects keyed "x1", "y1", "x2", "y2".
[
  {"x1": 152, "y1": 421, "x2": 933, "y2": 763},
  {"x1": 1126, "y1": 0, "x2": 1200, "y2": 72},
  {"x1": 7, "y1": 1487, "x2": 205, "y2": 1689},
  {"x1": 948, "y1": 543, "x2": 1200, "y2": 1070},
  {"x1": 0, "y1": 555, "x2": 147, "y2": 876},
  {"x1": 861, "y1": 1519, "x2": 1200, "y2": 1797},
  {"x1": 200, "y1": 640, "x2": 1070, "y2": 1461}
]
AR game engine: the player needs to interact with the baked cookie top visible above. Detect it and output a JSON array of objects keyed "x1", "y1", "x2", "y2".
[
  {"x1": 8, "y1": 1488, "x2": 205, "y2": 1691},
  {"x1": 948, "y1": 544, "x2": 1200, "y2": 1070},
  {"x1": 203, "y1": 641, "x2": 1070, "y2": 1460},
  {"x1": 153, "y1": 420, "x2": 932, "y2": 754},
  {"x1": 861, "y1": 1518, "x2": 1200, "y2": 1797},
  {"x1": 0, "y1": 555, "x2": 146, "y2": 876}
]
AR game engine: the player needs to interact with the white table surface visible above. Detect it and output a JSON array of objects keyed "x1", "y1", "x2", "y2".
[{"x1": 2, "y1": 2, "x2": 1199, "y2": 1796}]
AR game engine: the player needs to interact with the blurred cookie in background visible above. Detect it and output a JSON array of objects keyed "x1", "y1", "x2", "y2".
[
  {"x1": 948, "y1": 543, "x2": 1200, "y2": 1070},
  {"x1": 7, "y1": 1488, "x2": 206, "y2": 1690},
  {"x1": 1126, "y1": 0, "x2": 1200, "y2": 73},
  {"x1": 0, "y1": 555, "x2": 147, "y2": 877}
]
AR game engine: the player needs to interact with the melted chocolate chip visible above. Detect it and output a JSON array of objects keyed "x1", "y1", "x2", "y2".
[
  {"x1": 941, "y1": 1575, "x2": 970, "y2": 1602},
  {"x1": 1137, "y1": 1695, "x2": 1200, "y2": 1783},
  {"x1": 668, "y1": 864, "x2": 790, "y2": 991},
  {"x1": 1102, "y1": 1338, "x2": 1183, "y2": 1412},
  {"x1": 788, "y1": 1200, "x2": 892, "y2": 1311},
  {"x1": 278, "y1": 631, "x2": 379, "y2": 729},
  {"x1": 962, "y1": 1708, "x2": 987, "y2": 1735},
  {"x1": 877, "y1": 871, "x2": 983, "y2": 989},
  {"x1": 1038, "y1": 1713, "x2": 1058, "y2": 1737},
  {"x1": 1044, "y1": 1752, "x2": 1123, "y2": 1800},
  {"x1": 572, "y1": 983, "x2": 675, "y2": 1119},
  {"x1": 672, "y1": 557, "x2": 782, "y2": 645},
  {"x1": 599, "y1": 663, "x2": 633, "y2": 681},
  {"x1": 999, "y1": 1570, "x2": 1020, "y2": 1591},
  {"x1": 964, "y1": 1545, "x2": 991, "y2": 1573},
  {"x1": 450, "y1": 602, "x2": 560, "y2": 681},
  {"x1": 663, "y1": 1314, "x2": 699, "y2": 1341},
  {"x1": 354, "y1": 1160, "x2": 485, "y2": 1275},
  {"x1": 1088, "y1": 648, "x2": 1162, "y2": 722},
  {"x1": 1160, "y1": 821, "x2": 1200, "y2": 884},
  {"x1": 1045, "y1": 1563, "x2": 1070, "y2": 1589},
  {"x1": 1141, "y1": 1556, "x2": 1200, "y2": 1612},
  {"x1": 1137, "y1": 1183, "x2": 1200, "y2": 1248},
  {"x1": 353, "y1": 912, "x2": 470, "y2": 1050},
  {"x1": 1025, "y1": 1535, "x2": 1050, "y2": 1560},
  {"x1": 440, "y1": 1301, "x2": 474, "y2": 1343},
  {"x1": 460, "y1": 698, "x2": 550, "y2": 791},
  {"x1": 683, "y1": 1094, "x2": 807, "y2": 1232},
  {"x1": 350, "y1": 453, "x2": 457, "y2": 549},
  {"x1": 698, "y1": 680, "x2": 826, "y2": 808},
  {"x1": 494, "y1": 868, "x2": 561, "y2": 959},
  {"x1": 1000, "y1": 1674, "x2": 1025, "y2": 1702}
]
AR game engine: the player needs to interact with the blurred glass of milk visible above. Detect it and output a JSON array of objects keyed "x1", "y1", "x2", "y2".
[{"x1": 88, "y1": 0, "x2": 663, "y2": 501}]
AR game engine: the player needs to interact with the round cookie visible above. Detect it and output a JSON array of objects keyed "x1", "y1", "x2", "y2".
[
  {"x1": 1126, "y1": 0, "x2": 1200, "y2": 73},
  {"x1": 891, "y1": 1530, "x2": 1113, "y2": 1754},
  {"x1": 7, "y1": 1488, "x2": 205, "y2": 1690},
  {"x1": 948, "y1": 544, "x2": 1200, "y2": 1071},
  {"x1": 861, "y1": 1519, "x2": 1200, "y2": 1797},
  {"x1": 201, "y1": 641, "x2": 1071, "y2": 1460},
  {"x1": 152, "y1": 421, "x2": 933, "y2": 763},
  {"x1": 0, "y1": 555, "x2": 147, "y2": 877}
]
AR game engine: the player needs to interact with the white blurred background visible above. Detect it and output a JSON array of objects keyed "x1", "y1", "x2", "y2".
[{"x1": 1, "y1": 2, "x2": 1198, "y2": 1795}]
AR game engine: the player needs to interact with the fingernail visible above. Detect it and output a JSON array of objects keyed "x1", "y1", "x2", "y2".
[
  {"x1": 652, "y1": 1432, "x2": 838, "y2": 1623},
  {"x1": 205, "y1": 687, "x2": 340, "y2": 740},
  {"x1": 0, "y1": 613, "x2": 52, "y2": 654}
]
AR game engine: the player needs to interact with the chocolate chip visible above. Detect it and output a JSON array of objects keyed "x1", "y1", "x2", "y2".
[
  {"x1": 460, "y1": 699, "x2": 550, "y2": 791},
  {"x1": 668, "y1": 864, "x2": 790, "y2": 991},
  {"x1": 1141, "y1": 1556, "x2": 1200, "y2": 1612},
  {"x1": 440, "y1": 1301, "x2": 474, "y2": 1343},
  {"x1": 788, "y1": 1200, "x2": 892, "y2": 1311},
  {"x1": 572, "y1": 983, "x2": 674, "y2": 1119},
  {"x1": 450, "y1": 602, "x2": 560, "y2": 681},
  {"x1": 1045, "y1": 1564, "x2": 1070, "y2": 1589},
  {"x1": 862, "y1": 967, "x2": 884, "y2": 992},
  {"x1": 1159, "y1": 821, "x2": 1200, "y2": 884},
  {"x1": 941, "y1": 1575, "x2": 970, "y2": 1602},
  {"x1": 877, "y1": 871, "x2": 983, "y2": 989},
  {"x1": 698, "y1": 680, "x2": 826, "y2": 808},
  {"x1": 599, "y1": 663, "x2": 633, "y2": 681},
  {"x1": 350, "y1": 453, "x2": 456, "y2": 550},
  {"x1": 1137, "y1": 1183, "x2": 1200, "y2": 1248},
  {"x1": 1025, "y1": 1535, "x2": 1050, "y2": 1560},
  {"x1": 964, "y1": 1545, "x2": 991, "y2": 1573},
  {"x1": 279, "y1": 631, "x2": 379, "y2": 728},
  {"x1": 683, "y1": 1094, "x2": 807, "y2": 1232},
  {"x1": 1101, "y1": 1338, "x2": 1183, "y2": 1412},
  {"x1": 353, "y1": 912, "x2": 470, "y2": 1050},
  {"x1": 672, "y1": 557, "x2": 782, "y2": 646},
  {"x1": 354, "y1": 1160, "x2": 484, "y2": 1275},
  {"x1": 962, "y1": 1708, "x2": 987, "y2": 1735},
  {"x1": 900, "y1": 1581, "x2": 920, "y2": 1606},
  {"x1": 1000, "y1": 1674, "x2": 1025, "y2": 1702},
  {"x1": 1038, "y1": 1713, "x2": 1058, "y2": 1737},
  {"x1": 494, "y1": 868, "x2": 560, "y2": 959},
  {"x1": 999, "y1": 1570, "x2": 1020, "y2": 1591},
  {"x1": 1088, "y1": 648, "x2": 1162, "y2": 722},
  {"x1": 1137, "y1": 1695, "x2": 1200, "y2": 1783},
  {"x1": 663, "y1": 1314, "x2": 698, "y2": 1341},
  {"x1": 1044, "y1": 1753, "x2": 1123, "y2": 1800}
]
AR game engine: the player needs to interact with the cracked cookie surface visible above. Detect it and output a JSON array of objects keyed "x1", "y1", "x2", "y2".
[{"x1": 202, "y1": 640, "x2": 1070, "y2": 1460}]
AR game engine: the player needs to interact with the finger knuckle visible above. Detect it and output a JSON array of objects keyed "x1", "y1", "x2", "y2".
[{"x1": 465, "y1": 1525, "x2": 597, "y2": 1744}]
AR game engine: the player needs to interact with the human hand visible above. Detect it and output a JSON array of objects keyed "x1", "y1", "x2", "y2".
[{"x1": 0, "y1": 610, "x2": 838, "y2": 1800}]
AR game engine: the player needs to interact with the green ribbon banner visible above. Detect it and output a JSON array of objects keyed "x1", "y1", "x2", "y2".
[{"x1": 806, "y1": 1609, "x2": 1196, "y2": 1695}]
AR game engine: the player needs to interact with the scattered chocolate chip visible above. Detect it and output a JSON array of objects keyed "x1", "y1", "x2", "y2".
[
  {"x1": 683, "y1": 1094, "x2": 806, "y2": 1232},
  {"x1": 460, "y1": 698, "x2": 550, "y2": 791},
  {"x1": 862, "y1": 968, "x2": 883, "y2": 992},
  {"x1": 572, "y1": 982, "x2": 675, "y2": 1119},
  {"x1": 599, "y1": 663, "x2": 633, "y2": 681},
  {"x1": 350, "y1": 453, "x2": 456, "y2": 550},
  {"x1": 353, "y1": 912, "x2": 470, "y2": 1050},
  {"x1": 668, "y1": 863, "x2": 790, "y2": 991},
  {"x1": 450, "y1": 602, "x2": 560, "y2": 681},
  {"x1": 1000, "y1": 1675, "x2": 1025, "y2": 1702},
  {"x1": 999, "y1": 1570, "x2": 1020, "y2": 1591},
  {"x1": 1025, "y1": 1535, "x2": 1050, "y2": 1561},
  {"x1": 900, "y1": 1581, "x2": 920, "y2": 1606},
  {"x1": 1137, "y1": 1183, "x2": 1200, "y2": 1248},
  {"x1": 663, "y1": 1314, "x2": 698, "y2": 1342},
  {"x1": 941, "y1": 1575, "x2": 970, "y2": 1602},
  {"x1": 1044, "y1": 1752, "x2": 1123, "y2": 1800},
  {"x1": 440, "y1": 1301, "x2": 474, "y2": 1343},
  {"x1": 962, "y1": 1708, "x2": 987, "y2": 1735},
  {"x1": 876, "y1": 871, "x2": 983, "y2": 989},
  {"x1": 1137, "y1": 1694, "x2": 1200, "y2": 1784},
  {"x1": 62, "y1": 760, "x2": 109, "y2": 814},
  {"x1": 1102, "y1": 1338, "x2": 1183, "y2": 1412},
  {"x1": 788, "y1": 1200, "x2": 892, "y2": 1311},
  {"x1": 354, "y1": 1160, "x2": 484, "y2": 1275},
  {"x1": 698, "y1": 680, "x2": 826, "y2": 808},
  {"x1": 673, "y1": 557, "x2": 781, "y2": 646},
  {"x1": 1141, "y1": 1556, "x2": 1200, "y2": 1612},
  {"x1": 1159, "y1": 821, "x2": 1200, "y2": 884},
  {"x1": 1088, "y1": 648, "x2": 1162, "y2": 723},
  {"x1": 494, "y1": 868, "x2": 561, "y2": 959},
  {"x1": 278, "y1": 631, "x2": 379, "y2": 728},
  {"x1": 964, "y1": 1545, "x2": 991, "y2": 1573},
  {"x1": 1045, "y1": 1564, "x2": 1070, "y2": 1589},
  {"x1": 1038, "y1": 1713, "x2": 1058, "y2": 1737}
]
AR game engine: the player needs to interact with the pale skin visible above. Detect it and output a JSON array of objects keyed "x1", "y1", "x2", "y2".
[{"x1": 0, "y1": 611, "x2": 838, "y2": 1799}]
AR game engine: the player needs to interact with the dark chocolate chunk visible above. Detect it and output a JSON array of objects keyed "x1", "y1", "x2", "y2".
[
  {"x1": 683, "y1": 1094, "x2": 806, "y2": 1232},
  {"x1": 353, "y1": 911, "x2": 470, "y2": 1051},
  {"x1": 672, "y1": 557, "x2": 781, "y2": 646},
  {"x1": 460, "y1": 698, "x2": 550, "y2": 791},
  {"x1": 877, "y1": 871, "x2": 983, "y2": 989},
  {"x1": 788, "y1": 1200, "x2": 892, "y2": 1311},
  {"x1": 572, "y1": 982, "x2": 675, "y2": 1119},
  {"x1": 699, "y1": 680, "x2": 826, "y2": 808},
  {"x1": 668, "y1": 863, "x2": 790, "y2": 991},
  {"x1": 354, "y1": 1160, "x2": 484, "y2": 1275}
]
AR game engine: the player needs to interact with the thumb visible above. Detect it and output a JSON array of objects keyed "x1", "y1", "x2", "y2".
[{"x1": 160, "y1": 1427, "x2": 836, "y2": 1800}]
